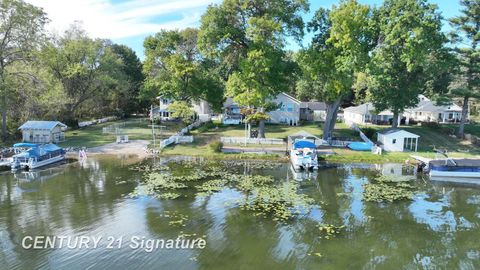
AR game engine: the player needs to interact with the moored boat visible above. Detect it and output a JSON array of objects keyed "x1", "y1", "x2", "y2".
[
  {"x1": 290, "y1": 140, "x2": 318, "y2": 171},
  {"x1": 428, "y1": 159, "x2": 480, "y2": 184},
  {"x1": 11, "y1": 143, "x2": 65, "y2": 170}
]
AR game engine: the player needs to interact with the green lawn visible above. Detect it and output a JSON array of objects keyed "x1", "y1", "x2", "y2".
[
  {"x1": 359, "y1": 123, "x2": 480, "y2": 154},
  {"x1": 61, "y1": 118, "x2": 182, "y2": 148}
]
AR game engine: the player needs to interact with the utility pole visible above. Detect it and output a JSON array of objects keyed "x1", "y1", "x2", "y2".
[{"x1": 150, "y1": 105, "x2": 155, "y2": 147}]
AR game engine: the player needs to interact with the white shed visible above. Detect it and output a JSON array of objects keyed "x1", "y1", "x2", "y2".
[
  {"x1": 377, "y1": 129, "x2": 419, "y2": 152},
  {"x1": 18, "y1": 121, "x2": 67, "y2": 143}
]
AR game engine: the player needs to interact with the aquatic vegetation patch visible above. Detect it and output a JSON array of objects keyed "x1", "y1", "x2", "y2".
[
  {"x1": 139, "y1": 160, "x2": 315, "y2": 222},
  {"x1": 196, "y1": 179, "x2": 229, "y2": 196},
  {"x1": 161, "y1": 211, "x2": 188, "y2": 227},
  {"x1": 239, "y1": 182, "x2": 314, "y2": 221},
  {"x1": 235, "y1": 175, "x2": 275, "y2": 192},
  {"x1": 157, "y1": 192, "x2": 181, "y2": 200},
  {"x1": 317, "y1": 224, "x2": 345, "y2": 239},
  {"x1": 363, "y1": 175, "x2": 416, "y2": 203}
]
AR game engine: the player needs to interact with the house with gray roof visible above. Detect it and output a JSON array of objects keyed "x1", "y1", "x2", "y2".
[
  {"x1": 19, "y1": 121, "x2": 67, "y2": 143},
  {"x1": 343, "y1": 103, "x2": 394, "y2": 125},
  {"x1": 404, "y1": 95, "x2": 463, "y2": 123},
  {"x1": 300, "y1": 101, "x2": 327, "y2": 122}
]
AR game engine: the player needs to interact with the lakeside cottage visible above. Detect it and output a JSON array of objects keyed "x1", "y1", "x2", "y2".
[
  {"x1": 300, "y1": 101, "x2": 327, "y2": 122},
  {"x1": 222, "y1": 92, "x2": 302, "y2": 126},
  {"x1": 19, "y1": 121, "x2": 67, "y2": 143},
  {"x1": 344, "y1": 103, "x2": 394, "y2": 125},
  {"x1": 377, "y1": 128, "x2": 419, "y2": 152},
  {"x1": 153, "y1": 96, "x2": 213, "y2": 122},
  {"x1": 404, "y1": 95, "x2": 463, "y2": 123}
]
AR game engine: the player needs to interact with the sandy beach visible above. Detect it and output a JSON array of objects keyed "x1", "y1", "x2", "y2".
[{"x1": 80, "y1": 140, "x2": 152, "y2": 158}]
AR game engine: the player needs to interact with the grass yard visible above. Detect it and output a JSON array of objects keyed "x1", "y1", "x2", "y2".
[{"x1": 61, "y1": 118, "x2": 182, "y2": 148}]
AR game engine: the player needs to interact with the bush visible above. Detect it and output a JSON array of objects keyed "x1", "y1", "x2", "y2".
[
  {"x1": 361, "y1": 127, "x2": 376, "y2": 140},
  {"x1": 419, "y1": 122, "x2": 440, "y2": 129},
  {"x1": 209, "y1": 141, "x2": 223, "y2": 153},
  {"x1": 196, "y1": 121, "x2": 217, "y2": 133}
]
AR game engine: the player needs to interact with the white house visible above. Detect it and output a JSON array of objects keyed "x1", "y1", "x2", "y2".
[
  {"x1": 300, "y1": 101, "x2": 327, "y2": 122},
  {"x1": 153, "y1": 96, "x2": 213, "y2": 121},
  {"x1": 222, "y1": 97, "x2": 243, "y2": 125},
  {"x1": 404, "y1": 95, "x2": 463, "y2": 123},
  {"x1": 267, "y1": 92, "x2": 301, "y2": 126},
  {"x1": 377, "y1": 128, "x2": 419, "y2": 152},
  {"x1": 19, "y1": 121, "x2": 67, "y2": 143},
  {"x1": 344, "y1": 103, "x2": 394, "y2": 125},
  {"x1": 222, "y1": 92, "x2": 301, "y2": 126}
]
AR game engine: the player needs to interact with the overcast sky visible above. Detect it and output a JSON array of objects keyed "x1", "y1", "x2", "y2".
[{"x1": 26, "y1": 0, "x2": 463, "y2": 60}]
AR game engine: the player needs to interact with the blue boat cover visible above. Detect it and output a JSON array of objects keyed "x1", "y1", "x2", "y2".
[
  {"x1": 13, "y1": 143, "x2": 63, "y2": 158},
  {"x1": 347, "y1": 142, "x2": 373, "y2": 151},
  {"x1": 13, "y1": 143, "x2": 38, "y2": 148},
  {"x1": 293, "y1": 140, "x2": 316, "y2": 149}
]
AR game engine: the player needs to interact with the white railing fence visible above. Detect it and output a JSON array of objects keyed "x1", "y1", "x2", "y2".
[
  {"x1": 159, "y1": 120, "x2": 203, "y2": 149},
  {"x1": 220, "y1": 137, "x2": 284, "y2": 145}
]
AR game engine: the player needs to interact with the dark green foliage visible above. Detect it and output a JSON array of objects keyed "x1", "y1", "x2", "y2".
[{"x1": 209, "y1": 141, "x2": 223, "y2": 153}]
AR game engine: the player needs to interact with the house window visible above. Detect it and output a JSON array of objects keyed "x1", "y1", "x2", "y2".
[
  {"x1": 287, "y1": 103, "x2": 293, "y2": 112},
  {"x1": 161, "y1": 99, "x2": 169, "y2": 104},
  {"x1": 449, "y1": 113, "x2": 453, "y2": 119},
  {"x1": 392, "y1": 139, "x2": 396, "y2": 144},
  {"x1": 438, "y1": 113, "x2": 442, "y2": 120}
]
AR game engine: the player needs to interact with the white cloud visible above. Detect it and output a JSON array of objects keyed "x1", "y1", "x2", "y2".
[{"x1": 25, "y1": 0, "x2": 218, "y2": 39}]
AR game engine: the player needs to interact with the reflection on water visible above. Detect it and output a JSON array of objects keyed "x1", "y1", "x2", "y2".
[{"x1": 0, "y1": 157, "x2": 479, "y2": 269}]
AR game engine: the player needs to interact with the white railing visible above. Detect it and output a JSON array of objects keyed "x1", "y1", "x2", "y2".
[
  {"x1": 351, "y1": 124, "x2": 374, "y2": 144},
  {"x1": 220, "y1": 137, "x2": 284, "y2": 145},
  {"x1": 79, "y1": 116, "x2": 118, "y2": 128},
  {"x1": 159, "y1": 120, "x2": 203, "y2": 149}
]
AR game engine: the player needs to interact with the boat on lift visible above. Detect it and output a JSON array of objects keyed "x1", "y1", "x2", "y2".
[
  {"x1": 11, "y1": 143, "x2": 65, "y2": 171},
  {"x1": 290, "y1": 140, "x2": 319, "y2": 171}
]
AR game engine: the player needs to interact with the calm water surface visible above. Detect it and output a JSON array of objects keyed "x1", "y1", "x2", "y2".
[{"x1": 0, "y1": 156, "x2": 479, "y2": 270}]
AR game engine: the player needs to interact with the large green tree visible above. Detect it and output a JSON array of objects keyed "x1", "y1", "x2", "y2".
[
  {"x1": 198, "y1": 0, "x2": 307, "y2": 138},
  {"x1": 449, "y1": 0, "x2": 480, "y2": 138},
  {"x1": 297, "y1": 0, "x2": 372, "y2": 139},
  {"x1": 142, "y1": 28, "x2": 224, "y2": 112},
  {"x1": 110, "y1": 44, "x2": 144, "y2": 116},
  {"x1": 0, "y1": 0, "x2": 47, "y2": 141},
  {"x1": 365, "y1": 0, "x2": 446, "y2": 128},
  {"x1": 41, "y1": 25, "x2": 125, "y2": 127}
]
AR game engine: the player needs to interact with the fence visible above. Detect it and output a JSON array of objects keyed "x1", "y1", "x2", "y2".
[
  {"x1": 159, "y1": 120, "x2": 203, "y2": 149},
  {"x1": 220, "y1": 137, "x2": 284, "y2": 145},
  {"x1": 79, "y1": 116, "x2": 118, "y2": 128}
]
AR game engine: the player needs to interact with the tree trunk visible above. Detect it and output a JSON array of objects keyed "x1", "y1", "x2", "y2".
[
  {"x1": 322, "y1": 98, "x2": 342, "y2": 140},
  {"x1": 457, "y1": 96, "x2": 469, "y2": 138},
  {"x1": 1, "y1": 94, "x2": 7, "y2": 142},
  {"x1": 391, "y1": 112, "x2": 399, "y2": 128},
  {"x1": 256, "y1": 107, "x2": 266, "y2": 138},
  {"x1": 257, "y1": 120, "x2": 265, "y2": 138}
]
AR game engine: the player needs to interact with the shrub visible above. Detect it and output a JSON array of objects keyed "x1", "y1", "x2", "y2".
[
  {"x1": 361, "y1": 127, "x2": 376, "y2": 140},
  {"x1": 209, "y1": 141, "x2": 223, "y2": 153}
]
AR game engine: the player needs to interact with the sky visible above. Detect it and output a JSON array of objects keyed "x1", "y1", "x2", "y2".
[{"x1": 25, "y1": 0, "x2": 464, "y2": 60}]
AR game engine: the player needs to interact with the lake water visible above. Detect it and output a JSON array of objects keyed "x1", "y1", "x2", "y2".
[{"x1": 0, "y1": 156, "x2": 479, "y2": 269}]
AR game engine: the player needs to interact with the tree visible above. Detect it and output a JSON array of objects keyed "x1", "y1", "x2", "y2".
[
  {"x1": 142, "y1": 28, "x2": 224, "y2": 111},
  {"x1": 198, "y1": 0, "x2": 307, "y2": 138},
  {"x1": 41, "y1": 25, "x2": 124, "y2": 127},
  {"x1": 168, "y1": 101, "x2": 194, "y2": 125},
  {"x1": 449, "y1": 0, "x2": 480, "y2": 138},
  {"x1": 110, "y1": 44, "x2": 144, "y2": 116},
  {"x1": 297, "y1": 0, "x2": 372, "y2": 140},
  {"x1": 365, "y1": 0, "x2": 446, "y2": 128},
  {"x1": 0, "y1": 0, "x2": 47, "y2": 141}
]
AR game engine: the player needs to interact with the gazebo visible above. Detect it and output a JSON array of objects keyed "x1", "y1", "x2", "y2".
[{"x1": 377, "y1": 129, "x2": 419, "y2": 152}]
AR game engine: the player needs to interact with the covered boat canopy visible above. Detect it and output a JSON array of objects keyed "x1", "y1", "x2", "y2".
[
  {"x1": 293, "y1": 140, "x2": 317, "y2": 150},
  {"x1": 13, "y1": 143, "x2": 38, "y2": 148},
  {"x1": 347, "y1": 142, "x2": 373, "y2": 151}
]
